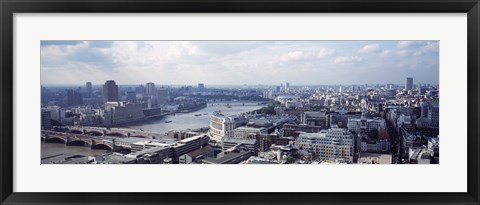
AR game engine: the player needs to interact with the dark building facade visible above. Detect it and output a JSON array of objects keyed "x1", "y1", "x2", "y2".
[{"x1": 102, "y1": 80, "x2": 119, "y2": 103}]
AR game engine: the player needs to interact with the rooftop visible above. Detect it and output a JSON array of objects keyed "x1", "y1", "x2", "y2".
[{"x1": 202, "y1": 150, "x2": 251, "y2": 164}]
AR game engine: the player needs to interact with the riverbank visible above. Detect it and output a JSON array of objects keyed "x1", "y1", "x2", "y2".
[{"x1": 120, "y1": 102, "x2": 265, "y2": 134}]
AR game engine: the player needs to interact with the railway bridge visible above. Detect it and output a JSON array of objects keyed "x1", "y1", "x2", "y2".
[{"x1": 42, "y1": 130, "x2": 132, "y2": 151}]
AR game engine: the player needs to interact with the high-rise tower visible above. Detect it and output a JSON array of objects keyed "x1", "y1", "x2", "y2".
[
  {"x1": 405, "y1": 77, "x2": 413, "y2": 91},
  {"x1": 102, "y1": 80, "x2": 119, "y2": 103}
]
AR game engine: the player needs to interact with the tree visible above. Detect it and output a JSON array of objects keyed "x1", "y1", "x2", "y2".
[{"x1": 285, "y1": 156, "x2": 295, "y2": 164}]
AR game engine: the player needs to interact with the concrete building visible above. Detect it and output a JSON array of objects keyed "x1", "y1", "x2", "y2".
[
  {"x1": 329, "y1": 111, "x2": 362, "y2": 128},
  {"x1": 66, "y1": 89, "x2": 83, "y2": 106},
  {"x1": 256, "y1": 133, "x2": 279, "y2": 152},
  {"x1": 400, "y1": 126, "x2": 431, "y2": 156},
  {"x1": 104, "y1": 102, "x2": 145, "y2": 125},
  {"x1": 360, "y1": 138, "x2": 390, "y2": 153},
  {"x1": 347, "y1": 115, "x2": 387, "y2": 137},
  {"x1": 178, "y1": 146, "x2": 214, "y2": 164},
  {"x1": 275, "y1": 95, "x2": 301, "y2": 106},
  {"x1": 405, "y1": 77, "x2": 413, "y2": 91},
  {"x1": 102, "y1": 80, "x2": 119, "y2": 103},
  {"x1": 209, "y1": 111, "x2": 247, "y2": 141},
  {"x1": 41, "y1": 110, "x2": 52, "y2": 130},
  {"x1": 146, "y1": 82, "x2": 156, "y2": 97},
  {"x1": 156, "y1": 88, "x2": 168, "y2": 104},
  {"x1": 358, "y1": 153, "x2": 392, "y2": 164},
  {"x1": 282, "y1": 124, "x2": 323, "y2": 138},
  {"x1": 125, "y1": 91, "x2": 137, "y2": 103},
  {"x1": 202, "y1": 150, "x2": 252, "y2": 164},
  {"x1": 416, "y1": 101, "x2": 439, "y2": 128},
  {"x1": 42, "y1": 106, "x2": 66, "y2": 123},
  {"x1": 296, "y1": 128, "x2": 355, "y2": 163},
  {"x1": 408, "y1": 147, "x2": 433, "y2": 164},
  {"x1": 233, "y1": 126, "x2": 267, "y2": 139},
  {"x1": 300, "y1": 111, "x2": 328, "y2": 128},
  {"x1": 127, "y1": 135, "x2": 210, "y2": 164},
  {"x1": 222, "y1": 138, "x2": 259, "y2": 154},
  {"x1": 85, "y1": 82, "x2": 93, "y2": 98}
]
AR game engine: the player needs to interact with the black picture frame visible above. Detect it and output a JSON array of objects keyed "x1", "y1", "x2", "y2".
[{"x1": 1, "y1": 0, "x2": 479, "y2": 204}]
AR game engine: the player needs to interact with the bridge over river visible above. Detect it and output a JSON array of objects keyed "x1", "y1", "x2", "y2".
[{"x1": 42, "y1": 126, "x2": 168, "y2": 151}]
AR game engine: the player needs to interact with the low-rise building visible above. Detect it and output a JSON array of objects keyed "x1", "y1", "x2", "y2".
[
  {"x1": 233, "y1": 126, "x2": 267, "y2": 139},
  {"x1": 178, "y1": 146, "x2": 215, "y2": 164},
  {"x1": 222, "y1": 138, "x2": 259, "y2": 154},
  {"x1": 202, "y1": 150, "x2": 252, "y2": 164},
  {"x1": 358, "y1": 153, "x2": 392, "y2": 164},
  {"x1": 282, "y1": 123, "x2": 323, "y2": 138}
]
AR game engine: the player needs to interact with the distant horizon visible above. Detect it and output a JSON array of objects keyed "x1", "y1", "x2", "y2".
[
  {"x1": 41, "y1": 40, "x2": 439, "y2": 85},
  {"x1": 41, "y1": 81, "x2": 438, "y2": 87}
]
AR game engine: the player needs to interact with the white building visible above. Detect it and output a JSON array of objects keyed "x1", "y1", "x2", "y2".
[
  {"x1": 209, "y1": 111, "x2": 247, "y2": 142},
  {"x1": 358, "y1": 153, "x2": 392, "y2": 164},
  {"x1": 296, "y1": 128, "x2": 355, "y2": 163},
  {"x1": 104, "y1": 102, "x2": 145, "y2": 125},
  {"x1": 347, "y1": 116, "x2": 386, "y2": 134},
  {"x1": 275, "y1": 95, "x2": 301, "y2": 106},
  {"x1": 233, "y1": 126, "x2": 267, "y2": 139}
]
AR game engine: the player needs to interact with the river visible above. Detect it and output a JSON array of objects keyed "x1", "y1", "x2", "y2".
[
  {"x1": 41, "y1": 142, "x2": 108, "y2": 159},
  {"x1": 41, "y1": 101, "x2": 264, "y2": 160},
  {"x1": 119, "y1": 102, "x2": 264, "y2": 133}
]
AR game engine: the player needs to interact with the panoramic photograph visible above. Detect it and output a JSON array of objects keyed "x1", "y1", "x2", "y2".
[{"x1": 40, "y1": 40, "x2": 439, "y2": 164}]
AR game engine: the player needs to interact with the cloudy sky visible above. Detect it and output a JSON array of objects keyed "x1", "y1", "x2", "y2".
[{"x1": 40, "y1": 40, "x2": 439, "y2": 86}]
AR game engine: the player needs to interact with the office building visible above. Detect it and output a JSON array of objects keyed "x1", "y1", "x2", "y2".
[
  {"x1": 296, "y1": 128, "x2": 355, "y2": 163},
  {"x1": 85, "y1": 82, "x2": 93, "y2": 98},
  {"x1": 126, "y1": 91, "x2": 137, "y2": 103},
  {"x1": 416, "y1": 101, "x2": 439, "y2": 128},
  {"x1": 102, "y1": 80, "x2": 119, "y2": 103},
  {"x1": 282, "y1": 123, "x2": 323, "y2": 138},
  {"x1": 405, "y1": 77, "x2": 413, "y2": 91},
  {"x1": 41, "y1": 110, "x2": 52, "y2": 130},
  {"x1": 300, "y1": 111, "x2": 328, "y2": 128},
  {"x1": 202, "y1": 150, "x2": 252, "y2": 164},
  {"x1": 222, "y1": 138, "x2": 259, "y2": 154},
  {"x1": 233, "y1": 126, "x2": 267, "y2": 139},
  {"x1": 209, "y1": 111, "x2": 247, "y2": 141},
  {"x1": 156, "y1": 87, "x2": 168, "y2": 104},
  {"x1": 66, "y1": 89, "x2": 83, "y2": 106},
  {"x1": 103, "y1": 102, "x2": 145, "y2": 125},
  {"x1": 347, "y1": 115, "x2": 387, "y2": 136},
  {"x1": 146, "y1": 82, "x2": 156, "y2": 96}
]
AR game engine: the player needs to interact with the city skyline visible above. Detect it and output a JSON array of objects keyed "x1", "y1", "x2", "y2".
[{"x1": 41, "y1": 40, "x2": 439, "y2": 85}]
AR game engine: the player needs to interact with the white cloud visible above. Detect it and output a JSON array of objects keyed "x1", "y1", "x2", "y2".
[
  {"x1": 397, "y1": 41, "x2": 426, "y2": 48},
  {"x1": 317, "y1": 47, "x2": 337, "y2": 58},
  {"x1": 358, "y1": 44, "x2": 381, "y2": 53},
  {"x1": 281, "y1": 47, "x2": 336, "y2": 61},
  {"x1": 166, "y1": 41, "x2": 201, "y2": 61},
  {"x1": 334, "y1": 56, "x2": 363, "y2": 64},
  {"x1": 413, "y1": 51, "x2": 424, "y2": 56},
  {"x1": 397, "y1": 50, "x2": 410, "y2": 57},
  {"x1": 40, "y1": 41, "x2": 438, "y2": 85},
  {"x1": 413, "y1": 41, "x2": 440, "y2": 56},
  {"x1": 380, "y1": 50, "x2": 394, "y2": 58}
]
